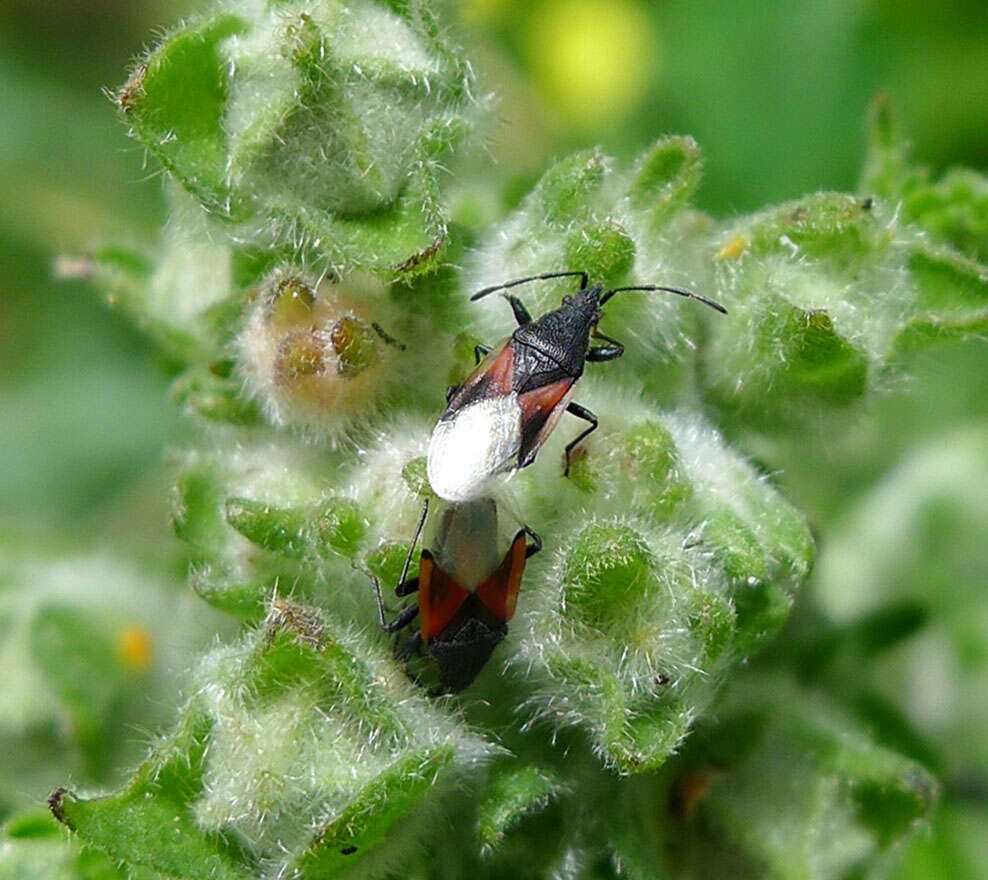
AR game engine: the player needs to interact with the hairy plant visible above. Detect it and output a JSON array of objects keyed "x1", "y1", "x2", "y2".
[{"x1": 4, "y1": 0, "x2": 985, "y2": 877}]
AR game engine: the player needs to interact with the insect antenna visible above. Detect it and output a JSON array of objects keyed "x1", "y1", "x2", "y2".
[
  {"x1": 470, "y1": 270, "x2": 589, "y2": 301},
  {"x1": 600, "y1": 284, "x2": 727, "y2": 314}
]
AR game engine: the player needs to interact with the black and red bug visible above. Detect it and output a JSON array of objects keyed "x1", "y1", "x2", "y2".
[
  {"x1": 426, "y1": 270, "x2": 727, "y2": 501},
  {"x1": 370, "y1": 496, "x2": 541, "y2": 694}
]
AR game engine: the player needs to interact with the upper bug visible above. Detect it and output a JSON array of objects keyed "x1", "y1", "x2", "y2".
[
  {"x1": 369, "y1": 496, "x2": 541, "y2": 694},
  {"x1": 426, "y1": 270, "x2": 727, "y2": 501}
]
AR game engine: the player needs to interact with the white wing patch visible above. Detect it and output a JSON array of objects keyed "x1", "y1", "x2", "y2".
[
  {"x1": 431, "y1": 499, "x2": 502, "y2": 590},
  {"x1": 427, "y1": 394, "x2": 522, "y2": 501}
]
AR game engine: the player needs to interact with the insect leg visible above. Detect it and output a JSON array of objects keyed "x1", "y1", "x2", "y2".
[
  {"x1": 504, "y1": 294, "x2": 533, "y2": 326},
  {"x1": 448, "y1": 338, "x2": 494, "y2": 398},
  {"x1": 371, "y1": 574, "x2": 421, "y2": 633},
  {"x1": 394, "y1": 629, "x2": 422, "y2": 662},
  {"x1": 587, "y1": 330, "x2": 624, "y2": 362},
  {"x1": 369, "y1": 497, "x2": 428, "y2": 631},
  {"x1": 385, "y1": 603, "x2": 420, "y2": 634},
  {"x1": 523, "y1": 525, "x2": 543, "y2": 558},
  {"x1": 470, "y1": 270, "x2": 589, "y2": 301},
  {"x1": 395, "y1": 576, "x2": 419, "y2": 597},
  {"x1": 563, "y1": 402, "x2": 598, "y2": 476}
]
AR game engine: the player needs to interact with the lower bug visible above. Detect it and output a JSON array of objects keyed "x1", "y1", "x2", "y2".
[{"x1": 369, "y1": 496, "x2": 541, "y2": 693}]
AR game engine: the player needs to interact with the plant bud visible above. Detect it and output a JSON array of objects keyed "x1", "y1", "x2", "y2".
[{"x1": 237, "y1": 269, "x2": 410, "y2": 440}]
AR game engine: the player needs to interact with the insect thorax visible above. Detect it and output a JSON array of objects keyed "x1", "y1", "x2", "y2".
[
  {"x1": 512, "y1": 331, "x2": 587, "y2": 385},
  {"x1": 513, "y1": 304, "x2": 596, "y2": 379}
]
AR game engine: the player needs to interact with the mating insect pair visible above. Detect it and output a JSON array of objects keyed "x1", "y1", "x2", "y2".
[{"x1": 373, "y1": 271, "x2": 726, "y2": 692}]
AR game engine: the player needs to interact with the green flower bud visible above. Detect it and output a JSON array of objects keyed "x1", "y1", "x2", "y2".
[{"x1": 117, "y1": 0, "x2": 479, "y2": 276}]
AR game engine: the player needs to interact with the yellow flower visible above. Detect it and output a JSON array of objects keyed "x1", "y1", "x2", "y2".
[
  {"x1": 116, "y1": 624, "x2": 153, "y2": 673},
  {"x1": 525, "y1": 0, "x2": 655, "y2": 128}
]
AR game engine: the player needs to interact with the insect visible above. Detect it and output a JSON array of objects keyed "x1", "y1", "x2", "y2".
[
  {"x1": 427, "y1": 270, "x2": 727, "y2": 501},
  {"x1": 370, "y1": 496, "x2": 541, "y2": 693}
]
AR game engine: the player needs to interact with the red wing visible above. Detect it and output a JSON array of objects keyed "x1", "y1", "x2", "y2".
[
  {"x1": 419, "y1": 550, "x2": 471, "y2": 642},
  {"x1": 447, "y1": 341, "x2": 514, "y2": 413},
  {"x1": 475, "y1": 530, "x2": 528, "y2": 624},
  {"x1": 517, "y1": 378, "x2": 576, "y2": 466}
]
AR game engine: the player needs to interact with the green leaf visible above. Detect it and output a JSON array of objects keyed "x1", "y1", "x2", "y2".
[
  {"x1": 0, "y1": 813, "x2": 158, "y2": 880},
  {"x1": 59, "y1": 180, "x2": 239, "y2": 368},
  {"x1": 616, "y1": 421, "x2": 693, "y2": 516},
  {"x1": 860, "y1": 94, "x2": 988, "y2": 261},
  {"x1": 745, "y1": 192, "x2": 879, "y2": 260},
  {"x1": 772, "y1": 302, "x2": 869, "y2": 402},
  {"x1": 858, "y1": 92, "x2": 913, "y2": 203},
  {"x1": 28, "y1": 606, "x2": 129, "y2": 757},
  {"x1": 56, "y1": 245, "x2": 199, "y2": 367},
  {"x1": 170, "y1": 366, "x2": 262, "y2": 426},
  {"x1": 532, "y1": 521, "x2": 714, "y2": 772},
  {"x1": 254, "y1": 600, "x2": 410, "y2": 742},
  {"x1": 904, "y1": 168, "x2": 988, "y2": 262},
  {"x1": 609, "y1": 705, "x2": 695, "y2": 775},
  {"x1": 122, "y1": 14, "x2": 247, "y2": 215},
  {"x1": 626, "y1": 136, "x2": 703, "y2": 228},
  {"x1": 3, "y1": 810, "x2": 61, "y2": 840},
  {"x1": 560, "y1": 523, "x2": 668, "y2": 634},
  {"x1": 364, "y1": 540, "x2": 416, "y2": 588},
  {"x1": 476, "y1": 765, "x2": 565, "y2": 854},
  {"x1": 909, "y1": 247, "x2": 987, "y2": 314},
  {"x1": 657, "y1": 675, "x2": 937, "y2": 880},
  {"x1": 51, "y1": 706, "x2": 253, "y2": 880},
  {"x1": 171, "y1": 464, "x2": 225, "y2": 558},
  {"x1": 891, "y1": 246, "x2": 988, "y2": 354},
  {"x1": 292, "y1": 746, "x2": 454, "y2": 877},
  {"x1": 287, "y1": 163, "x2": 450, "y2": 278},
  {"x1": 516, "y1": 403, "x2": 815, "y2": 772},
  {"x1": 534, "y1": 149, "x2": 609, "y2": 228},
  {"x1": 311, "y1": 498, "x2": 371, "y2": 558},
  {"x1": 189, "y1": 568, "x2": 270, "y2": 618},
  {"x1": 564, "y1": 219, "x2": 636, "y2": 286},
  {"x1": 224, "y1": 497, "x2": 314, "y2": 558},
  {"x1": 224, "y1": 495, "x2": 369, "y2": 559},
  {"x1": 697, "y1": 191, "x2": 971, "y2": 426}
]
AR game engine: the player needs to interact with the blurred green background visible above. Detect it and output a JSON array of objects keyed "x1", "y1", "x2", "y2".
[{"x1": 1, "y1": 0, "x2": 985, "y2": 875}]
